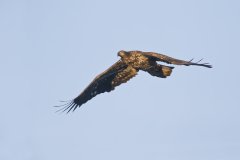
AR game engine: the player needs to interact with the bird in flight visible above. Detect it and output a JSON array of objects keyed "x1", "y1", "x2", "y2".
[{"x1": 55, "y1": 50, "x2": 212, "y2": 113}]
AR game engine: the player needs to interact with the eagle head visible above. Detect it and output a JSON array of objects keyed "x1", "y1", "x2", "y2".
[{"x1": 118, "y1": 50, "x2": 128, "y2": 58}]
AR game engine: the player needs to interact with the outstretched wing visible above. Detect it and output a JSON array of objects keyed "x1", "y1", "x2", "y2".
[
  {"x1": 55, "y1": 61, "x2": 137, "y2": 113},
  {"x1": 142, "y1": 52, "x2": 212, "y2": 68}
]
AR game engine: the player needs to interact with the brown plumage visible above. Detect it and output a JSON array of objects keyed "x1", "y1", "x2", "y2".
[{"x1": 55, "y1": 50, "x2": 212, "y2": 113}]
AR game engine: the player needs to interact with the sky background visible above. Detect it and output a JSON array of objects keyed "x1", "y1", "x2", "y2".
[{"x1": 1, "y1": 0, "x2": 240, "y2": 160}]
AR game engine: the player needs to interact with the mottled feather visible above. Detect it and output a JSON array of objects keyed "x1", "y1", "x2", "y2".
[
  {"x1": 112, "y1": 66, "x2": 138, "y2": 87},
  {"x1": 56, "y1": 50, "x2": 212, "y2": 113}
]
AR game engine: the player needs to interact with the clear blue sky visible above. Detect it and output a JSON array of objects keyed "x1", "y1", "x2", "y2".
[{"x1": 1, "y1": 0, "x2": 240, "y2": 160}]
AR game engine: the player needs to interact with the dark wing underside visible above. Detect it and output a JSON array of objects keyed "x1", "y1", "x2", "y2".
[
  {"x1": 56, "y1": 61, "x2": 137, "y2": 113},
  {"x1": 142, "y1": 52, "x2": 212, "y2": 68}
]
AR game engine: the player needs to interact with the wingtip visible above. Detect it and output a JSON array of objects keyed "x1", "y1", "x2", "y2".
[
  {"x1": 54, "y1": 101, "x2": 79, "y2": 114},
  {"x1": 207, "y1": 65, "x2": 213, "y2": 68},
  {"x1": 202, "y1": 63, "x2": 212, "y2": 68}
]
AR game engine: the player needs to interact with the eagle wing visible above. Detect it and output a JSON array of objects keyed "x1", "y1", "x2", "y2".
[
  {"x1": 56, "y1": 61, "x2": 137, "y2": 113},
  {"x1": 142, "y1": 52, "x2": 212, "y2": 68}
]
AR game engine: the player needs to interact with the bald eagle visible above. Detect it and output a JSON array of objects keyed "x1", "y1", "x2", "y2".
[{"x1": 55, "y1": 50, "x2": 212, "y2": 113}]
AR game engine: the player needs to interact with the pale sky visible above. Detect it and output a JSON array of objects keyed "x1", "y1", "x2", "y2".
[{"x1": 1, "y1": 0, "x2": 240, "y2": 160}]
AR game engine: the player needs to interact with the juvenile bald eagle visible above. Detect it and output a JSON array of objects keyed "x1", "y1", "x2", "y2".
[{"x1": 56, "y1": 50, "x2": 212, "y2": 113}]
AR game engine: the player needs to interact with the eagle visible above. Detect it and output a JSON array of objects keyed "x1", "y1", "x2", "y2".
[{"x1": 56, "y1": 50, "x2": 212, "y2": 113}]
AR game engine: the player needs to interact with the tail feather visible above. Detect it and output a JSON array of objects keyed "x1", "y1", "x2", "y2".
[{"x1": 146, "y1": 65, "x2": 174, "y2": 78}]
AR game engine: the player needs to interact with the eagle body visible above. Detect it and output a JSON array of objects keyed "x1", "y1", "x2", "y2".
[
  {"x1": 56, "y1": 50, "x2": 212, "y2": 113},
  {"x1": 118, "y1": 50, "x2": 152, "y2": 70},
  {"x1": 118, "y1": 50, "x2": 173, "y2": 78}
]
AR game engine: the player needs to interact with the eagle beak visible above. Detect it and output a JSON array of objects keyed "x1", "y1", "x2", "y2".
[{"x1": 118, "y1": 50, "x2": 126, "y2": 58}]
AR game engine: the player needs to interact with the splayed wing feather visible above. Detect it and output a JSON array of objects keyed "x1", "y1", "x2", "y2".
[{"x1": 56, "y1": 60, "x2": 129, "y2": 113}]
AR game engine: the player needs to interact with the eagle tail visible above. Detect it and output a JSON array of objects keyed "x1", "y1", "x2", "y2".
[{"x1": 147, "y1": 65, "x2": 174, "y2": 78}]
